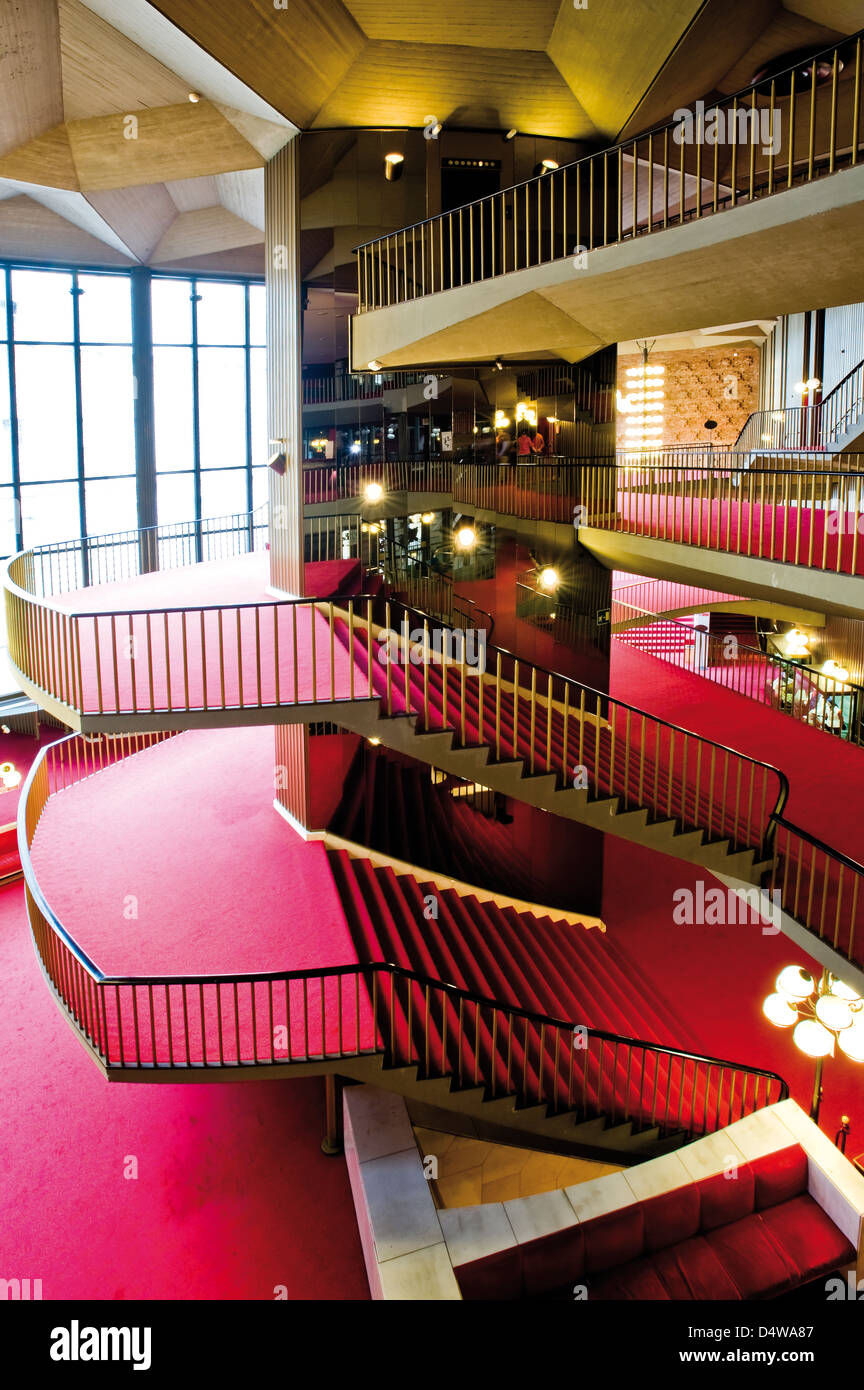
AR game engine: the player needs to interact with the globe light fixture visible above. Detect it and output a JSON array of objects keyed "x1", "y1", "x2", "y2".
[
  {"x1": 455, "y1": 525, "x2": 477, "y2": 550},
  {"x1": 363, "y1": 482, "x2": 384, "y2": 505},
  {"x1": 763, "y1": 965, "x2": 863, "y2": 1121},
  {"x1": 0, "y1": 761, "x2": 21, "y2": 791},
  {"x1": 538, "y1": 567, "x2": 559, "y2": 592}
]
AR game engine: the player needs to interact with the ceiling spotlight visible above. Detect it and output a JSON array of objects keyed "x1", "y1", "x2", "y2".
[
  {"x1": 384, "y1": 152, "x2": 405, "y2": 182},
  {"x1": 188, "y1": 92, "x2": 201, "y2": 103},
  {"x1": 368, "y1": 360, "x2": 382, "y2": 370},
  {"x1": 533, "y1": 158, "x2": 559, "y2": 176},
  {"x1": 494, "y1": 358, "x2": 504, "y2": 371},
  {"x1": 455, "y1": 525, "x2": 477, "y2": 550},
  {"x1": 363, "y1": 482, "x2": 384, "y2": 504},
  {"x1": 505, "y1": 129, "x2": 517, "y2": 141}
]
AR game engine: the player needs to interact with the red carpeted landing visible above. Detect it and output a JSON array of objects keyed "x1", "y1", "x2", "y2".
[
  {"x1": 603, "y1": 837, "x2": 864, "y2": 1144},
  {"x1": 0, "y1": 886, "x2": 368, "y2": 1300},
  {"x1": 31, "y1": 726, "x2": 360, "y2": 978},
  {"x1": 611, "y1": 639, "x2": 864, "y2": 866},
  {"x1": 617, "y1": 492, "x2": 864, "y2": 577},
  {"x1": 52, "y1": 553, "x2": 362, "y2": 613}
]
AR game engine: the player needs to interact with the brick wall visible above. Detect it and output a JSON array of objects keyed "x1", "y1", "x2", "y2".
[{"x1": 617, "y1": 345, "x2": 760, "y2": 448}]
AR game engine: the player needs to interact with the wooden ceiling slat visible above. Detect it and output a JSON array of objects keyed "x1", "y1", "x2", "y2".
[
  {"x1": 84, "y1": 183, "x2": 177, "y2": 260},
  {"x1": 547, "y1": 0, "x2": 705, "y2": 141},
  {"x1": 0, "y1": 0, "x2": 64, "y2": 157},
  {"x1": 0, "y1": 193, "x2": 132, "y2": 264},
  {"x1": 58, "y1": 0, "x2": 190, "y2": 118},
  {"x1": 311, "y1": 41, "x2": 597, "y2": 138},
  {"x1": 146, "y1": 0, "x2": 366, "y2": 127},
  {"x1": 65, "y1": 101, "x2": 262, "y2": 191},
  {"x1": 150, "y1": 205, "x2": 264, "y2": 263},
  {"x1": 344, "y1": 0, "x2": 560, "y2": 49},
  {"x1": 0, "y1": 124, "x2": 79, "y2": 189}
]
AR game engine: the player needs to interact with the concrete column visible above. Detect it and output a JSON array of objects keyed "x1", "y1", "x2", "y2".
[{"x1": 266, "y1": 137, "x2": 312, "y2": 830}]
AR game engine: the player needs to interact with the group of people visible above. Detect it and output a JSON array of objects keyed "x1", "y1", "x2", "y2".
[{"x1": 496, "y1": 424, "x2": 547, "y2": 462}]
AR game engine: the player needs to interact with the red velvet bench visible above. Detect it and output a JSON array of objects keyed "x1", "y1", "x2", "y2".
[{"x1": 456, "y1": 1143, "x2": 856, "y2": 1300}]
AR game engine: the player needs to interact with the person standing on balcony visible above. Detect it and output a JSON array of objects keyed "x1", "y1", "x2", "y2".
[
  {"x1": 517, "y1": 426, "x2": 535, "y2": 459},
  {"x1": 530, "y1": 426, "x2": 546, "y2": 457}
]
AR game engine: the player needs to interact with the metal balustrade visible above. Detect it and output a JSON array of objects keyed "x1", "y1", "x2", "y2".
[
  {"x1": 582, "y1": 455, "x2": 864, "y2": 577},
  {"x1": 611, "y1": 578, "x2": 743, "y2": 625},
  {"x1": 356, "y1": 34, "x2": 864, "y2": 312},
  {"x1": 615, "y1": 605, "x2": 863, "y2": 747},
  {"x1": 9, "y1": 497, "x2": 864, "y2": 978},
  {"x1": 736, "y1": 354, "x2": 864, "y2": 453},
  {"x1": 302, "y1": 370, "x2": 442, "y2": 405},
  {"x1": 6, "y1": 512, "x2": 790, "y2": 856},
  {"x1": 19, "y1": 730, "x2": 788, "y2": 1137}
]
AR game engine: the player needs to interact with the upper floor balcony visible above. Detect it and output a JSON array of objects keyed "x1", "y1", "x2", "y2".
[{"x1": 351, "y1": 34, "x2": 864, "y2": 371}]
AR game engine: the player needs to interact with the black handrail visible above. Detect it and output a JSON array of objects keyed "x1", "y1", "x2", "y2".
[{"x1": 19, "y1": 733, "x2": 789, "y2": 1102}]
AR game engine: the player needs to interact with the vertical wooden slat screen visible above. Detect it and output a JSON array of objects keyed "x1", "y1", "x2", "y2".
[
  {"x1": 266, "y1": 138, "x2": 311, "y2": 829},
  {"x1": 265, "y1": 137, "x2": 305, "y2": 599}
]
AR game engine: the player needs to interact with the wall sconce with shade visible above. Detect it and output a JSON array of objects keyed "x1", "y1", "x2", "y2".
[
  {"x1": 784, "y1": 628, "x2": 811, "y2": 658},
  {"x1": 822, "y1": 659, "x2": 850, "y2": 686},
  {"x1": 763, "y1": 966, "x2": 864, "y2": 1122},
  {"x1": 383, "y1": 153, "x2": 404, "y2": 182}
]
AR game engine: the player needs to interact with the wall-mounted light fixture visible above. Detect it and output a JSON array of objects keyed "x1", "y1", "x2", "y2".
[
  {"x1": 188, "y1": 92, "x2": 201, "y2": 103},
  {"x1": 794, "y1": 377, "x2": 822, "y2": 396},
  {"x1": 504, "y1": 129, "x2": 517, "y2": 141},
  {"x1": 268, "y1": 449, "x2": 287, "y2": 475},
  {"x1": 384, "y1": 152, "x2": 405, "y2": 182},
  {"x1": 533, "y1": 158, "x2": 559, "y2": 176},
  {"x1": 363, "y1": 482, "x2": 384, "y2": 505},
  {"x1": 455, "y1": 525, "x2": 477, "y2": 550}
]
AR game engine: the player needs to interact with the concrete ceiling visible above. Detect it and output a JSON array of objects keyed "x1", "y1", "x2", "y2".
[
  {"x1": 0, "y1": 0, "x2": 293, "y2": 269},
  {"x1": 0, "y1": 0, "x2": 857, "y2": 272}
]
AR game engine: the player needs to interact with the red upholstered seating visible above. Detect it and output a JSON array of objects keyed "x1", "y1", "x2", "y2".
[{"x1": 455, "y1": 1143, "x2": 856, "y2": 1300}]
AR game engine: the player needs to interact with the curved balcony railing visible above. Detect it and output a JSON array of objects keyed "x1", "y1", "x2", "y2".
[
  {"x1": 615, "y1": 606, "x2": 863, "y2": 748},
  {"x1": 20, "y1": 730, "x2": 788, "y2": 1140},
  {"x1": 736, "y1": 353, "x2": 864, "y2": 453},
  {"x1": 10, "y1": 507, "x2": 864, "y2": 977},
  {"x1": 355, "y1": 33, "x2": 864, "y2": 311},
  {"x1": 5, "y1": 509, "x2": 790, "y2": 858}
]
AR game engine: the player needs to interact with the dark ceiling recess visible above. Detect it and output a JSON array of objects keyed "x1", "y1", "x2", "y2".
[{"x1": 750, "y1": 44, "x2": 846, "y2": 94}]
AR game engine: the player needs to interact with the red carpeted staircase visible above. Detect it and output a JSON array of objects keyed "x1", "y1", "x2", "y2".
[
  {"x1": 329, "y1": 745, "x2": 532, "y2": 900},
  {"x1": 330, "y1": 612, "x2": 776, "y2": 866},
  {"x1": 616, "y1": 619, "x2": 696, "y2": 659},
  {"x1": 326, "y1": 848, "x2": 763, "y2": 1155}
]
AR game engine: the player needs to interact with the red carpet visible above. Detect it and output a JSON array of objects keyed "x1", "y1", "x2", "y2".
[
  {"x1": 603, "y1": 838, "x2": 864, "y2": 1148},
  {"x1": 0, "y1": 887, "x2": 368, "y2": 1300},
  {"x1": 30, "y1": 726, "x2": 373, "y2": 1065},
  {"x1": 611, "y1": 640, "x2": 864, "y2": 865},
  {"x1": 617, "y1": 492, "x2": 864, "y2": 577}
]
